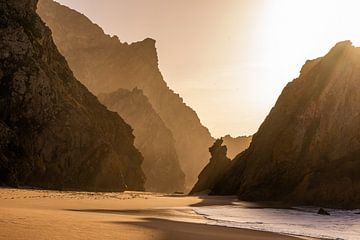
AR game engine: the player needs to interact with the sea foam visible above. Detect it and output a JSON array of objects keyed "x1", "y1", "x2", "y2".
[{"x1": 193, "y1": 205, "x2": 360, "y2": 240}]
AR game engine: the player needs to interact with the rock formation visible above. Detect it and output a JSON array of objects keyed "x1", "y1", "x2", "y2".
[
  {"x1": 222, "y1": 135, "x2": 252, "y2": 159},
  {"x1": 317, "y1": 208, "x2": 330, "y2": 215},
  {"x1": 212, "y1": 41, "x2": 360, "y2": 208},
  {"x1": 190, "y1": 139, "x2": 231, "y2": 194},
  {"x1": 37, "y1": 0, "x2": 214, "y2": 189},
  {"x1": 0, "y1": 0, "x2": 145, "y2": 191},
  {"x1": 98, "y1": 88, "x2": 185, "y2": 192}
]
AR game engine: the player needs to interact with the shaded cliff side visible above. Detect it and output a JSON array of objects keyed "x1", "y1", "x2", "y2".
[
  {"x1": 0, "y1": 0, "x2": 145, "y2": 191},
  {"x1": 37, "y1": 0, "x2": 214, "y2": 188},
  {"x1": 190, "y1": 139, "x2": 231, "y2": 194},
  {"x1": 98, "y1": 88, "x2": 185, "y2": 193},
  {"x1": 222, "y1": 135, "x2": 252, "y2": 159},
  {"x1": 212, "y1": 41, "x2": 360, "y2": 208}
]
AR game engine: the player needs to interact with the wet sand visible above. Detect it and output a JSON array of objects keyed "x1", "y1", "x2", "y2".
[{"x1": 0, "y1": 188, "x2": 304, "y2": 240}]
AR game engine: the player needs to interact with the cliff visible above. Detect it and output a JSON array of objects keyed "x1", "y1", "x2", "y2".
[
  {"x1": 0, "y1": 0, "x2": 145, "y2": 191},
  {"x1": 190, "y1": 139, "x2": 231, "y2": 194},
  {"x1": 98, "y1": 88, "x2": 185, "y2": 193},
  {"x1": 212, "y1": 41, "x2": 360, "y2": 208},
  {"x1": 222, "y1": 135, "x2": 252, "y2": 159},
  {"x1": 37, "y1": 0, "x2": 214, "y2": 188}
]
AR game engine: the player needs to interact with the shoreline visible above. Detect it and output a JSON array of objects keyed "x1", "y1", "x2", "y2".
[{"x1": 0, "y1": 188, "x2": 309, "y2": 240}]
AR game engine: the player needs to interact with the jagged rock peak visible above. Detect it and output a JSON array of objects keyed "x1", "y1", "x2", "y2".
[
  {"x1": 299, "y1": 41, "x2": 354, "y2": 75},
  {"x1": 131, "y1": 37, "x2": 156, "y2": 47},
  {"x1": 329, "y1": 40, "x2": 353, "y2": 51}
]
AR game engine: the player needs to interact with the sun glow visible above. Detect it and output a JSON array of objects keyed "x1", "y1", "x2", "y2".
[
  {"x1": 258, "y1": 0, "x2": 360, "y2": 91},
  {"x1": 228, "y1": 0, "x2": 360, "y2": 135},
  {"x1": 200, "y1": 0, "x2": 360, "y2": 136},
  {"x1": 56, "y1": 0, "x2": 360, "y2": 137}
]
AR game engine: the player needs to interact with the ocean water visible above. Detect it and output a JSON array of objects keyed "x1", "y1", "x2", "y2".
[{"x1": 193, "y1": 205, "x2": 360, "y2": 240}]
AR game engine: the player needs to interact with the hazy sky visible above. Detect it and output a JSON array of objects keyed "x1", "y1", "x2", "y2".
[{"x1": 56, "y1": 0, "x2": 360, "y2": 137}]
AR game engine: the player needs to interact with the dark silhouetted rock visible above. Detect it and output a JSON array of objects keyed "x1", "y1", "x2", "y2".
[
  {"x1": 222, "y1": 135, "x2": 252, "y2": 159},
  {"x1": 212, "y1": 41, "x2": 360, "y2": 209},
  {"x1": 0, "y1": 0, "x2": 145, "y2": 191},
  {"x1": 317, "y1": 208, "x2": 330, "y2": 215},
  {"x1": 37, "y1": 0, "x2": 214, "y2": 189},
  {"x1": 190, "y1": 139, "x2": 231, "y2": 194},
  {"x1": 98, "y1": 88, "x2": 185, "y2": 193}
]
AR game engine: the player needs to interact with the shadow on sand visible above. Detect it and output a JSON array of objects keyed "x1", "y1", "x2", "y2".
[
  {"x1": 107, "y1": 217, "x2": 299, "y2": 240},
  {"x1": 64, "y1": 207, "x2": 300, "y2": 240},
  {"x1": 64, "y1": 194, "x2": 299, "y2": 240}
]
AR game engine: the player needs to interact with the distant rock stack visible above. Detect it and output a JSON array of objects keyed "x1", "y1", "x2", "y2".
[
  {"x1": 37, "y1": 0, "x2": 214, "y2": 189},
  {"x1": 99, "y1": 88, "x2": 185, "y2": 193},
  {"x1": 190, "y1": 139, "x2": 231, "y2": 194},
  {"x1": 222, "y1": 135, "x2": 252, "y2": 159},
  {"x1": 212, "y1": 41, "x2": 360, "y2": 208},
  {"x1": 0, "y1": 0, "x2": 145, "y2": 191}
]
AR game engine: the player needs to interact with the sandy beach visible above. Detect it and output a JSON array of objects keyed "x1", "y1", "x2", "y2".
[{"x1": 0, "y1": 188, "x2": 305, "y2": 240}]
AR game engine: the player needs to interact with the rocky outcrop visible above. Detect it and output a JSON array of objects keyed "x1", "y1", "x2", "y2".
[
  {"x1": 222, "y1": 135, "x2": 252, "y2": 159},
  {"x1": 190, "y1": 139, "x2": 231, "y2": 194},
  {"x1": 37, "y1": 0, "x2": 214, "y2": 189},
  {"x1": 98, "y1": 88, "x2": 185, "y2": 192},
  {"x1": 317, "y1": 208, "x2": 330, "y2": 215},
  {"x1": 212, "y1": 41, "x2": 360, "y2": 208},
  {"x1": 0, "y1": 0, "x2": 145, "y2": 191}
]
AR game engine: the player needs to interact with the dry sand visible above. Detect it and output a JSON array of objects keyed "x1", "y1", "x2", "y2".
[{"x1": 0, "y1": 188, "x2": 303, "y2": 240}]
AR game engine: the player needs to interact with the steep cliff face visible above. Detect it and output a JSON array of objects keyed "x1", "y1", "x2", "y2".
[
  {"x1": 190, "y1": 139, "x2": 231, "y2": 194},
  {"x1": 0, "y1": 0, "x2": 145, "y2": 191},
  {"x1": 98, "y1": 88, "x2": 185, "y2": 193},
  {"x1": 222, "y1": 135, "x2": 252, "y2": 159},
  {"x1": 212, "y1": 41, "x2": 360, "y2": 208},
  {"x1": 37, "y1": 0, "x2": 214, "y2": 188}
]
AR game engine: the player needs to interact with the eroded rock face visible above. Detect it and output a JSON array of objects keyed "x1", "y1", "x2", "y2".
[
  {"x1": 222, "y1": 135, "x2": 252, "y2": 159},
  {"x1": 0, "y1": 0, "x2": 145, "y2": 191},
  {"x1": 37, "y1": 0, "x2": 214, "y2": 189},
  {"x1": 190, "y1": 139, "x2": 231, "y2": 194},
  {"x1": 212, "y1": 41, "x2": 360, "y2": 208},
  {"x1": 98, "y1": 88, "x2": 185, "y2": 193}
]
